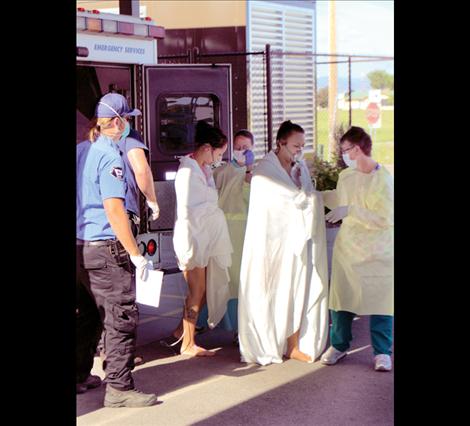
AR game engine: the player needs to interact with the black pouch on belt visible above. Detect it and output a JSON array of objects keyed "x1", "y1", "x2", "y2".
[{"x1": 108, "y1": 240, "x2": 130, "y2": 266}]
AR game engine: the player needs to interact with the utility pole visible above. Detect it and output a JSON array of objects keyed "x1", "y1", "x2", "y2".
[{"x1": 328, "y1": 0, "x2": 337, "y2": 161}]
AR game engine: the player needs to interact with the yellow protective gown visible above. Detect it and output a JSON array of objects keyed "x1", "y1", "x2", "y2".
[
  {"x1": 212, "y1": 163, "x2": 250, "y2": 299},
  {"x1": 323, "y1": 165, "x2": 394, "y2": 316}
]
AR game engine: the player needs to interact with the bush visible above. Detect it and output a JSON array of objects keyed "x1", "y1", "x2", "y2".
[
  {"x1": 311, "y1": 123, "x2": 348, "y2": 226},
  {"x1": 311, "y1": 156, "x2": 346, "y2": 191},
  {"x1": 312, "y1": 122, "x2": 347, "y2": 191}
]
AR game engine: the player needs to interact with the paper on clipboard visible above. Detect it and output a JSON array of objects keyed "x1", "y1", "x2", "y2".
[{"x1": 136, "y1": 269, "x2": 164, "y2": 308}]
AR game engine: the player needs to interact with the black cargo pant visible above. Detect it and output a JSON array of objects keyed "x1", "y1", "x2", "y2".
[
  {"x1": 76, "y1": 274, "x2": 101, "y2": 384},
  {"x1": 76, "y1": 240, "x2": 138, "y2": 391},
  {"x1": 96, "y1": 212, "x2": 139, "y2": 355}
]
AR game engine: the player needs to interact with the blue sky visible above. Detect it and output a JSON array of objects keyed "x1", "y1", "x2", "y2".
[{"x1": 315, "y1": 1, "x2": 394, "y2": 79}]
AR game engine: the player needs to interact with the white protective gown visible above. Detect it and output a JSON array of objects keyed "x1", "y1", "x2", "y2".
[
  {"x1": 238, "y1": 151, "x2": 329, "y2": 365},
  {"x1": 323, "y1": 165, "x2": 394, "y2": 315},
  {"x1": 173, "y1": 155, "x2": 233, "y2": 328}
]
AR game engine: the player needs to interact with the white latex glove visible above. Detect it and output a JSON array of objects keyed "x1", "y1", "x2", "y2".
[
  {"x1": 130, "y1": 255, "x2": 153, "y2": 280},
  {"x1": 146, "y1": 200, "x2": 160, "y2": 221},
  {"x1": 325, "y1": 206, "x2": 349, "y2": 223}
]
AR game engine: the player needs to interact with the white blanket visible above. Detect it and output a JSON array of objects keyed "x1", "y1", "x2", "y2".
[
  {"x1": 238, "y1": 151, "x2": 329, "y2": 365},
  {"x1": 173, "y1": 155, "x2": 233, "y2": 328}
]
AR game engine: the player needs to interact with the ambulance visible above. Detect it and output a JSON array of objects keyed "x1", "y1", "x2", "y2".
[{"x1": 77, "y1": 8, "x2": 233, "y2": 341}]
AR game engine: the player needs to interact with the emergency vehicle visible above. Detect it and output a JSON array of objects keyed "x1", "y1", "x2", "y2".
[{"x1": 77, "y1": 8, "x2": 233, "y2": 340}]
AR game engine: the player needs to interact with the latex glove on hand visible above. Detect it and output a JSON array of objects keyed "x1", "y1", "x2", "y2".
[
  {"x1": 130, "y1": 255, "x2": 153, "y2": 280},
  {"x1": 244, "y1": 150, "x2": 255, "y2": 167},
  {"x1": 325, "y1": 206, "x2": 349, "y2": 223},
  {"x1": 146, "y1": 200, "x2": 160, "y2": 221}
]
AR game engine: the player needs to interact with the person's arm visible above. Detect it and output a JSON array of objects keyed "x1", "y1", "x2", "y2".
[
  {"x1": 99, "y1": 153, "x2": 150, "y2": 276},
  {"x1": 244, "y1": 150, "x2": 255, "y2": 174},
  {"x1": 103, "y1": 198, "x2": 140, "y2": 256},
  {"x1": 127, "y1": 148, "x2": 157, "y2": 203},
  {"x1": 321, "y1": 189, "x2": 338, "y2": 210}
]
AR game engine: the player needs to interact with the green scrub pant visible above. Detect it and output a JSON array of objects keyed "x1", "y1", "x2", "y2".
[{"x1": 330, "y1": 310, "x2": 393, "y2": 356}]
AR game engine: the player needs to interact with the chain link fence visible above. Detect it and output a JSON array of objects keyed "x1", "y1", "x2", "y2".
[
  {"x1": 316, "y1": 54, "x2": 394, "y2": 172},
  {"x1": 158, "y1": 48, "x2": 394, "y2": 171}
]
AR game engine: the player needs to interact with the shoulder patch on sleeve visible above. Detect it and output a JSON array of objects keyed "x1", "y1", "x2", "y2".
[{"x1": 110, "y1": 166, "x2": 124, "y2": 180}]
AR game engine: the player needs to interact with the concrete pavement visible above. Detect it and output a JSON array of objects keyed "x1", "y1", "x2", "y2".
[{"x1": 77, "y1": 314, "x2": 393, "y2": 426}]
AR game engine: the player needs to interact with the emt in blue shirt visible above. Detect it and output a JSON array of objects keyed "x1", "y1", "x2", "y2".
[{"x1": 76, "y1": 93, "x2": 158, "y2": 408}]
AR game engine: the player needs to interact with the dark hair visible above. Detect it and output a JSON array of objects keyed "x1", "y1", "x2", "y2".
[
  {"x1": 234, "y1": 129, "x2": 254, "y2": 145},
  {"x1": 276, "y1": 120, "x2": 304, "y2": 142},
  {"x1": 275, "y1": 120, "x2": 304, "y2": 151},
  {"x1": 340, "y1": 126, "x2": 372, "y2": 156},
  {"x1": 195, "y1": 120, "x2": 227, "y2": 149}
]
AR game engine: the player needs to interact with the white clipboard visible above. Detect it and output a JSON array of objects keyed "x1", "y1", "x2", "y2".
[{"x1": 136, "y1": 269, "x2": 164, "y2": 308}]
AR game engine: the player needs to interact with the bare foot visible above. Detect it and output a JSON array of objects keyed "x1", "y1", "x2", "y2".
[
  {"x1": 180, "y1": 344, "x2": 215, "y2": 357},
  {"x1": 286, "y1": 347, "x2": 312, "y2": 363}
]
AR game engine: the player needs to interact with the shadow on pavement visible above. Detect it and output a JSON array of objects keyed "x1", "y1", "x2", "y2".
[
  {"x1": 77, "y1": 316, "x2": 393, "y2": 424},
  {"x1": 77, "y1": 329, "x2": 263, "y2": 417}
]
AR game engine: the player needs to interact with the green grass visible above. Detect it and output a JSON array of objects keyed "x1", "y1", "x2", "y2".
[{"x1": 316, "y1": 108, "x2": 394, "y2": 164}]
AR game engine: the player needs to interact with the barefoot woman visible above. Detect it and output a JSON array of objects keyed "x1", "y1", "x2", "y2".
[
  {"x1": 238, "y1": 120, "x2": 329, "y2": 365},
  {"x1": 172, "y1": 120, "x2": 233, "y2": 356}
]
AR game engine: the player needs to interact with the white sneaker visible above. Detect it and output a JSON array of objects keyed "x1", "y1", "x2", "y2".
[
  {"x1": 321, "y1": 346, "x2": 347, "y2": 365},
  {"x1": 374, "y1": 354, "x2": 392, "y2": 371}
]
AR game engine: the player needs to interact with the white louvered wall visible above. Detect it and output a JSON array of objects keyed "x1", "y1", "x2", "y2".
[{"x1": 248, "y1": 0, "x2": 315, "y2": 158}]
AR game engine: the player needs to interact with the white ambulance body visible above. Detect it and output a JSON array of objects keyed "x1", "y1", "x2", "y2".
[{"x1": 77, "y1": 9, "x2": 233, "y2": 342}]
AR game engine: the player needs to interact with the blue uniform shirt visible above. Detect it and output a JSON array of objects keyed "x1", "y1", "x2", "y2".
[
  {"x1": 76, "y1": 135, "x2": 127, "y2": 240},
  {"x1": 117, "y1": 129, "x2": 148, "y2": 216}
]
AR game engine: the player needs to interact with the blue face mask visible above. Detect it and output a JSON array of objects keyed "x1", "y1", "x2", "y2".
[{"x1": 119, "y1": 120, "x2": 130, "y2": 142}]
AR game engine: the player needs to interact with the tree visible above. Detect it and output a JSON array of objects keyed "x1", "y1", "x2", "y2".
[
  {"x1": 317, "y1": 86, "x2": 328, "y2": 108},
  {"x1": 367, "y1": 70, "x2": 394, "y2": 90},
  {"x1": 382, "y1": 91, "x2": 394, "y2": 106}
]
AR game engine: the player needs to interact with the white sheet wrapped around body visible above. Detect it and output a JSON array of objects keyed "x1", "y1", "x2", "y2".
[
  {"x1": 238, "y1": 151, "x2": 329, "y2": 365},
  {"x1": 173, "y1": 155, "x2": 233, "y2": 328}
]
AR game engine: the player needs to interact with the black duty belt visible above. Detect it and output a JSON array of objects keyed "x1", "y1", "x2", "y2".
[{"x1": 76, "y1": 239, "x2": 117, "y2": 247}]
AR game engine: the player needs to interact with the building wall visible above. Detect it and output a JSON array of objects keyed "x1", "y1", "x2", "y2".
[
  {"x1": 144, "y1": 1, "x2": 246, "y2": 29},
  {"x1": 78, "y1": 0, "x2": 247, "y2": 28},
  {"x1": 248, "y1": 0, "x2": 316, "y2": 155}
]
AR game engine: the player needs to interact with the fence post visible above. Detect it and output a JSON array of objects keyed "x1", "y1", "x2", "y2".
[
  {"x1": 265, "y1": 44, "x2": 273, "y2": 152},
  {"x1": 348, "y1": 56, "x2": 352, "y2": 128}
]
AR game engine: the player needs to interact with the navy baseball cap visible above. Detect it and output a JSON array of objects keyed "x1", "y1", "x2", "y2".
[{"x1": 95, "y1": 93, "x2": 141, "y2": 118}]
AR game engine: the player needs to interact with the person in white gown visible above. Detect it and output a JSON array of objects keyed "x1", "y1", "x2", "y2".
[
  {"x1": 172, "y1": 120, "x2": 233, "y2": 357},
  {"x1": 238, "y1": 120, "x2": 329, "y2": 365},
  {"x1": 197, "y1": 130, "x2": 256, "y2": 340}
]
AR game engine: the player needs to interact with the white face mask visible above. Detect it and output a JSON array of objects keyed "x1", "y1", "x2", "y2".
[
  {"x1": 285, "y1": 145, "x2": 303, "y2": 163},
  {"x1": 281, "y1": 144, "x2": 293, "y2": 161},
  {"x1": 342, "y1": 153, "x2": 357, "y2": 169},
  {"x1": 211, "y1": 148, "x2": 223, "y2": 168},
  {"x1": 233, "y1": 150, "x2": 245, "y2": 165},
  {"x1": 294, "y1": 151, "x2": 304, "y2": 163}
]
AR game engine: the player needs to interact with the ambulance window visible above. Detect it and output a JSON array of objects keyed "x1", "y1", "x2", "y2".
[{"x1": 157, "y1": 94, "x2": 220, "y2": 155}]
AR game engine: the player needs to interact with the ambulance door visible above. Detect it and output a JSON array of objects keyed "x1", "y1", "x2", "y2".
[{"x1": 143, "y1": 64, "x2": 232, "y2": 236}]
